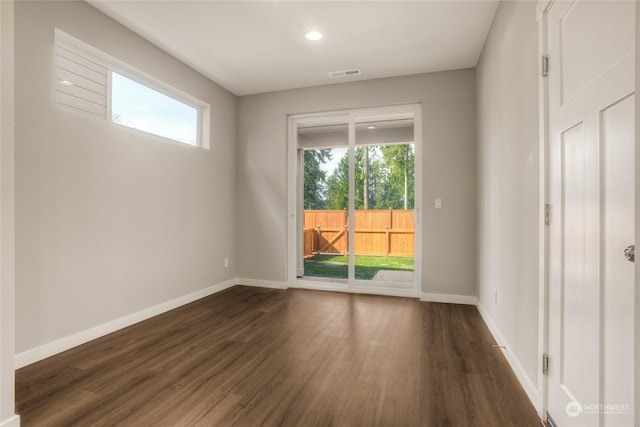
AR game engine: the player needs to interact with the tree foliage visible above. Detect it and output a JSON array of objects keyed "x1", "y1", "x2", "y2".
[
  {"x1": 303, "y1": 149, "x2": 332, "y2": 209},
  {"x1": 380, "y1": 145, "x2": 415, "y2": 209},
  {"x1": 319, "y1": 145, "x2": 414, "y2": 210}
]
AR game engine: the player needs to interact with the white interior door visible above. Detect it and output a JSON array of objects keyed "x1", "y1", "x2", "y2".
[{"x1": 546, "y1": 1, "x2": 636, "y2": 425}]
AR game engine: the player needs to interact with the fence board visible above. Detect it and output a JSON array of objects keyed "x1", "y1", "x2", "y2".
[
  {"x1": 303, "y1": 228, "x2": 317, "y2": 258},
  {"x1": 355, "y1": 209, "x2": 391, "y2": 229},
  {"x1": 304, "y1": 209, "x2": 414, "y2": 257},
  {"x1": 391, "y1": 210, "x2": 415, "y2": 229}
]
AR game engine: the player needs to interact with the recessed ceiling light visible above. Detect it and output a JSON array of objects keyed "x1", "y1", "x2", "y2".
[
  {"x1": 305, "y1": 31, "x2": 323, "y2": 41},
  {"x1": 367, "y1": 125, "x2": 376, "y2": 130},
  {"x1": 60, "y1": 80, "x2": 74, "y2": 86}
]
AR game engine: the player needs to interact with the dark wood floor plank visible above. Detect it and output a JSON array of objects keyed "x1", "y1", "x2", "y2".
[{"x1": 16, "y1": 285, "x2": 540, "y2": 426}]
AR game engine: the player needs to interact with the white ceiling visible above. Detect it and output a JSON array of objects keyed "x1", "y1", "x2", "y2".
[{"x1": 88, "y1": 1, "x2": 500, "y2": 96}]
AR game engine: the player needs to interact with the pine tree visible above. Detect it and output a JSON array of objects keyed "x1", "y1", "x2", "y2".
[{"x1": 303, "y1": 149, "x2": 332, "y2": 209}]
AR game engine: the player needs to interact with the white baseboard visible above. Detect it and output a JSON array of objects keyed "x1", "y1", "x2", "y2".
[
  {"x1": 235, "y1": 278, "x2": 289, "y2": 290},
  {"x1": 14, "y1": 278, "x2": 236, "y2": 369},
  {"x1": 419, "y1": 292, "x2": 477, "y2": 305},
  {"x1": 0, "y1": 415, "x2": 20, "y2": 427},
  {"x1": 476, "y1": 302, "x2": 540, "y2": 413}
]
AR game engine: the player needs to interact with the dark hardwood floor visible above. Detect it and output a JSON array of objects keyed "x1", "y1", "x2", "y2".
[{"x1": 16, "y1": 286, "x2": 541, "y2": 426}]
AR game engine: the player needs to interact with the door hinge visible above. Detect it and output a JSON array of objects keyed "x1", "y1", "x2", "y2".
[
  {"x1": 544, "y1": 204, "x2": 550, "y2": 226},
  {"x1": 542, "y1": 55, "x2": 549, "y2": 77},
  {"x1": 542, "y1": 353, "x2": 549, "y2": 375}
]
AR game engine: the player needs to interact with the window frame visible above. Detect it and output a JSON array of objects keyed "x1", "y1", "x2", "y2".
[{"x1": 54, "y1": 29, "x2": 211, "y2": 149}]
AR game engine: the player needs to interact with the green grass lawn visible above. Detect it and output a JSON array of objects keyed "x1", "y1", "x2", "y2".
[{"x1": 304, "y1": 254, "x2": 414, "y2": 280}]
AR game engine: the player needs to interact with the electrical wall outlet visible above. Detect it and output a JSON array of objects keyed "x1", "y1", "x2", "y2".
[
  {"x1": 494, "y1": 289, "x2": 498, "y2": 305},
  {"x1": 224, "y1": 258, "x2": 229, "y2": 268}
]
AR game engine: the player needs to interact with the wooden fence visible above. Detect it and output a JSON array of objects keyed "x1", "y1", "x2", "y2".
[{"x1": 304, "y1": 209, "x2": 414, "y2": 258}]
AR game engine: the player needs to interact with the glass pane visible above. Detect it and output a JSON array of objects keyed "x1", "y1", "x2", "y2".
[
  {"x1": 298, "y1": 122, "x2": 349, "y2": 281},
  {"x1": 354, "y1": 119, "x2": 415, "y2": 288},
  {"x1": 111, "y1": 72, "x2": 198, "y2": 146}
]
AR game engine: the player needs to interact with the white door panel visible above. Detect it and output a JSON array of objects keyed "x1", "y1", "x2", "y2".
[
  {"x1": 559, "y1": 0, "x2": 634, "y2": 103},
  {"x1": 602, "y1": 94, "x2": 635, "y2": 427},
  {"x1": 546, "y1": 1, "x2": 635, "y2": 425},
  {"x1": 559, "y1": 117, "x2": 599, "y2": 405}
]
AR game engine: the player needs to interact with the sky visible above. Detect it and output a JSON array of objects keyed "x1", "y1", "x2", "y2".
[
  {"x1": 318, "y1": 146, "x2": 391, "y2": 176},
  {"x1": 111, "y1": 72, "x2": 198, "y2": 146},
  {"x1": 320, "y1": 147, "x2": 347, "y2": 175}
]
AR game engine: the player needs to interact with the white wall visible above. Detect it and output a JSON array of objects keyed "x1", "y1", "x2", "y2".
[
  {"x1": 0, "y1": 0, "x2": 19, "y2": 424},
  {"x1": 14, "y1": 1, "x2": 237, "y2": 357},
  {"x1": 476, "y1": 0, "x2": 540, "y2": 405},
  {"x1": 237, "y1": 70, "x2": 477, "y2": 297}
]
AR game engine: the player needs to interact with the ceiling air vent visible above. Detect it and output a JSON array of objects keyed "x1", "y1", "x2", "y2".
[{"x1": 328, "y1": 68, "x2": 362, "y2": 78}]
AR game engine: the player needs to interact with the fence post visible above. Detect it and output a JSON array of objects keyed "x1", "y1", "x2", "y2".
[
  {"x1": 315, "y1": 225, "x2": 321, "y2": 254},
  {"x1": 387, "y1": 209, "x2": 392, "y2": 257},
  {"x1": 385, "y1": 226, "x2": 390, "y2": 257},
  {"x1": 344, "y1": 209, "x2": 348, "y2": 256}
]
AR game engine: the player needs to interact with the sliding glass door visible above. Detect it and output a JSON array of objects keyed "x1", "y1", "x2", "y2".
[
  {"x1": 288, "y1": 105, "x2": 421, "y2": 296},
  {"x1": 297, "y1": 118, "x2": 349, "y2": 282},
  {"x1": 354, "y1": 118, "x2": 415, "y2": 289}
]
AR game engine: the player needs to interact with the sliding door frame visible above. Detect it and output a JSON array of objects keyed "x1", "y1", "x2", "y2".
[{"x1": 287, "y1": 103, "x2": 423, "y2": 298}]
